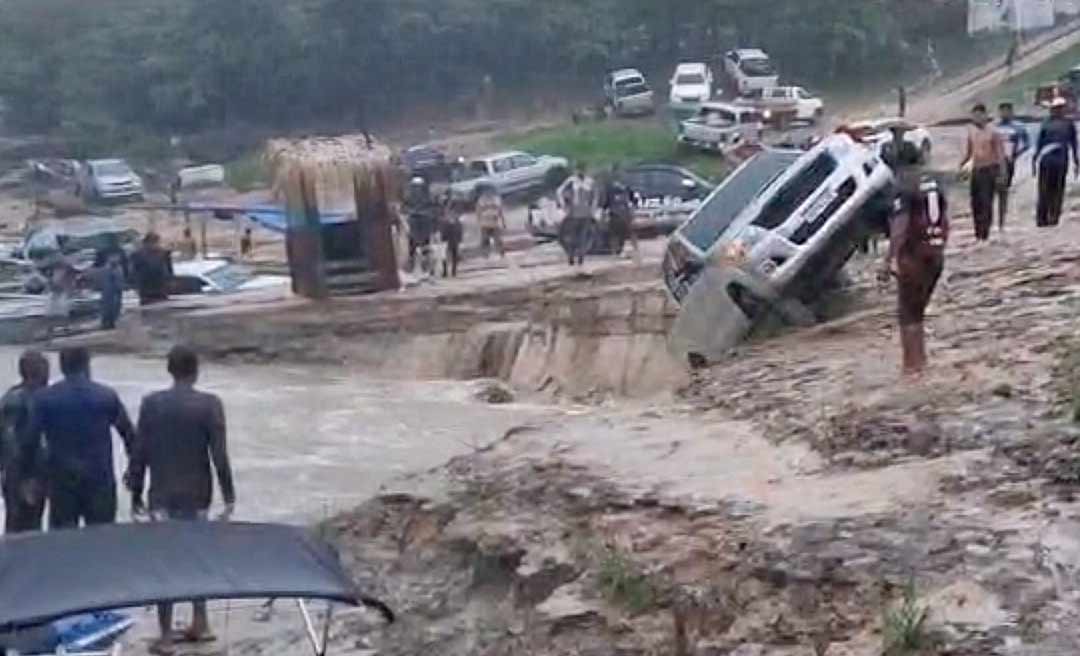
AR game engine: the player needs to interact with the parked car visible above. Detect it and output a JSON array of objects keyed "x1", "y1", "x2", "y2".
[
  {"x1": 448, "y1": 151, "x2": 569, "y2": 204},
  {"x1": 662, "y1": 134, "x2": 894, "y2": 306},
  {"x1": 401, "y1": 144, "x2": 450, "y2": 182},
  {"x1": 847, "y1": 118, "x2": 933, "y2": 163},
  {"x1": 76, "y1": 159, "x2": 144, "y2": 202},
  {"x1": 678, "y1": 102, "x2": 765, "y2": 153},
  {"x1": 171, "y1": 259, "x2": 289, "y2": 295},
  {"x1": 739, "y1": 86, "x2": 823, "y2": 123},
  {"x1": 617, "y1": 164, "x2": 714, "y2": 203},
  {"x1": 723, "y1": 49, "x2": 780, "y2": 96},
  {"x1": 604, "y1": 69, "x2": 656, "y2": 117},
  {"x1": 21, "y1": 217, "x2": 138, "y2": 266},
  {"x1": 526, "y1": 164, "x2": 714, "y2": 249},
  {"x1": 669, "y1": 62, "x2": 714, "y2": 108}
]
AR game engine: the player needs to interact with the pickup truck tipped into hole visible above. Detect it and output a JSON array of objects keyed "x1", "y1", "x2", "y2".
[{"x1": 664, "y1": 133, "x2": 895, "y2": 362}]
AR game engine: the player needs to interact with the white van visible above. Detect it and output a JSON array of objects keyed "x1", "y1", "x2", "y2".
[{"x1": 669, "y1": 62, "x2": 713, "y2": 108}]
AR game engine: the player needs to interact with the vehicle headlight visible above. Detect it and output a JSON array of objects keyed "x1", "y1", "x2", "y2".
[{"x1": 762, "y1": 109, "x2": 772, "y2": 120}]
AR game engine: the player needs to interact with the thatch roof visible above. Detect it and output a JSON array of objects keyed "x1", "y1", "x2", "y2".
[{"x1": 266, "y1": 134, "x2": 399, "y2": 214}]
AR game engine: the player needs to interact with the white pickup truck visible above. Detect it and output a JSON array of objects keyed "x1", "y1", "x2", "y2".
[
  {"x1": 678, "y1": 102, "x2": 764, "y2": 153},
  {"x1": 737, "y1": 86, "x2": 824, "y2": 125}
]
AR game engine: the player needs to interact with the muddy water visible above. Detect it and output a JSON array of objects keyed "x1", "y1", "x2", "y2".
[{"x1": 0, "y1": 347, "x2": 556, "y2": 524}]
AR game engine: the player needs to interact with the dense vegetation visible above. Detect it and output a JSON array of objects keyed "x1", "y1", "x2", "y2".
[{"x1": 0, "y1": 0, "x2": 970, "y2": 145}]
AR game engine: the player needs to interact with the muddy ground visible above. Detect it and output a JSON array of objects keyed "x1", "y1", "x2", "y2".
[{"x1": 4, "y1": 34, "x2": 1080, "y2": 656}]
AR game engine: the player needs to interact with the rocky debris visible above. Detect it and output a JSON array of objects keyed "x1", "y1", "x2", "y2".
[{"x1": 473, "y1": 380, "x2": 515, "y2": 404}]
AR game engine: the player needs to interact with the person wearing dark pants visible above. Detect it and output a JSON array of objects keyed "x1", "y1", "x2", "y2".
[
  {"x1": 996, "y1": 102, "x2": 1030, "y2": 232},
  {"x1": 127, "y1": 346, "x2": 236, "y2": 655},
  {"x1": 959, "y1": 103, "x2": 1006, "y2": 242},
  {"x1": 1033, "y1": 97, "x2": 1079, "y2": 228},
  {"x1": 99, "y1": 254, "x2": 124, "y2": 330},
  {"x1": 440, "y1": 196, "x2": 463, "y2": 278},
  {"x1": 30, "y1": 347, "x2": 135, "y2": 529},
  {"x1": 0, "y1": 350, "x2": 49, "y2": 533}
]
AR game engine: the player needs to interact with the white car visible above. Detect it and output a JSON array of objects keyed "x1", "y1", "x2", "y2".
[
  {"x1": 669, "y1": 62, "x2": 713, "y2": 108},
  {"x1": 77, "y1": 159, "x2": 144, "y2": 202},
  {"x1": 848, "y1": 118, "x2": 933, "y2": 163},
  {"x1": 723, "y1": 49, "x2": 780, "y2": 96},
  {"x1": 448, "y1": 151, "x2": 569, "y2": 203},
  {"x1": 172, "y1": 259, "x2": 289, "y2": 295},
  {"x1": 604, "y1": 68, "x2": 656, "y2": 117}
]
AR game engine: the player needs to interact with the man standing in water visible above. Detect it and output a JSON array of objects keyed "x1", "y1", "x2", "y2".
[
  {"x1": 959, "y1": 103, "x2": 1006, "y2": 242},
  {"x1": 996, "y1": 102, "x2": 1030, "y2": 232},
  {"x1": 0, "y1": 350, "x2": 49, "y2": 533},
  {"x1": 1032, "y1": 97, "x2": 1079, "y2": 228},
  {"x1": 127, "y1": 345, "x2": 235, "y2": 654},
  {"x1": 32, "y1": 347, "x2": 135, "y2": 529},
  {"x1": 557, "y1": 163, "x2": 598, "y2": 268}
]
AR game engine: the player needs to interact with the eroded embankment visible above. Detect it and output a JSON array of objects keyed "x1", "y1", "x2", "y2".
[{"x1": 142, "y1": 267, "x2": 687, "y2": 398}]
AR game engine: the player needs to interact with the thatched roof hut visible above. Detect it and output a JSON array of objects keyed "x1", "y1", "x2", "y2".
[
  {"x1": 265, "y1": 134, "x2": 400, "y2": 214},
  {"x1": 264, "y1": 134, "x2": 402, "y2": 297}
]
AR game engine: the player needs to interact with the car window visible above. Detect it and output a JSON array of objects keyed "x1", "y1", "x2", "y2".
[
  {"x1": 796, "y1": 88, "x2": 810, "y2": 99},
  {"x1": 171, "y1": 275, "x2": 208, "y2": 295},
  {"x1": 740, "y1": 58, "x2": 775, "y2": 77},
  {"x1": 511, "y1": 155, "x2": 536, "y2": 168},
  {"x1": 493, "y1": 158, "x2": 514, "y2": 174},
  {"x1": 675, "y1": 73, "x2": 705, "y2": 85},
  {"x1": 752, "y1": 154, "x2": 838, "y2": 230},
  {"x1": 679, "y1": 150, "x2": 800, "y2": 253},
  {"x1": 642, "y1": 171, "x2": 680, "y2": 198},
  {"x1": 769, "y1": 89, "x2": 786, "y2": 99}
]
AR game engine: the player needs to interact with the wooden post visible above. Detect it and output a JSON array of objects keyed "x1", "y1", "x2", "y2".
[
  {"x1": 284, "y1": 170, "x2": 328, "y2": 299},
  {"x1": 353, "y1": 170, "x2": 400, "y2": 292}
]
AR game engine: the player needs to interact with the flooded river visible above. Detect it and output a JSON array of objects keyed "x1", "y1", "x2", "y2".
[{"x1": 0, "y1": 347, "x2": 557, "y2": 524}]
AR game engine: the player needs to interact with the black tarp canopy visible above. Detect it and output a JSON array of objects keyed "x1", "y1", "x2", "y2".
[{"x1": 0, "y1": 522, "x2": 365, "y2": 630}]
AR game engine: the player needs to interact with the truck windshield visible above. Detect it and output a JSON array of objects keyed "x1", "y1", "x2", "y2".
[
  {"x1": 678, "y1": 150, "x2": 800, "y2": 253},
  {"x1": 676, "y1": 73, "x2": 705, "y2": 85},
  {"x1": 93, "y1": 161, "x2": 132, "y2": 177},
  {"x1": 615, "y1": 79, "x2": 649, "y2": 97},
  {"x1": 752, "y1": 153, "x2": 838, "y2": 230},
  {"x1": 740, "y1": 59, "x2": 775, "y2": 77}
]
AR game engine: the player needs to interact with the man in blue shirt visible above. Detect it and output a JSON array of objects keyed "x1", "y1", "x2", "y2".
[
  {"x1": 31, "y1": 347, "x2": 135, "y2": 529},
  {"x1": 997, "y1": 102, "x2": 1031, "y2": 232}
]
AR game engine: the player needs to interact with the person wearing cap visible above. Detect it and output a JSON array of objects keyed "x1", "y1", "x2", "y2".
[
  {"x1": 1032, "y1": 97, "x2": 1079, "y2": 228},
  {"x1": 881, "y1": 145, "x2": 949, "y2": 376},
  {"x1": 958, "y1": 103, "x2": 1006, "y2": 242},
  {"x1": 996, "y1": 102, "x2": 1030, "y2": 232}
]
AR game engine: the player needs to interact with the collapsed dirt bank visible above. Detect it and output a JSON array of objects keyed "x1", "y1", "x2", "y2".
[{"x1": 270, "y1": 174, "x2": 1080, "y2": 656}]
